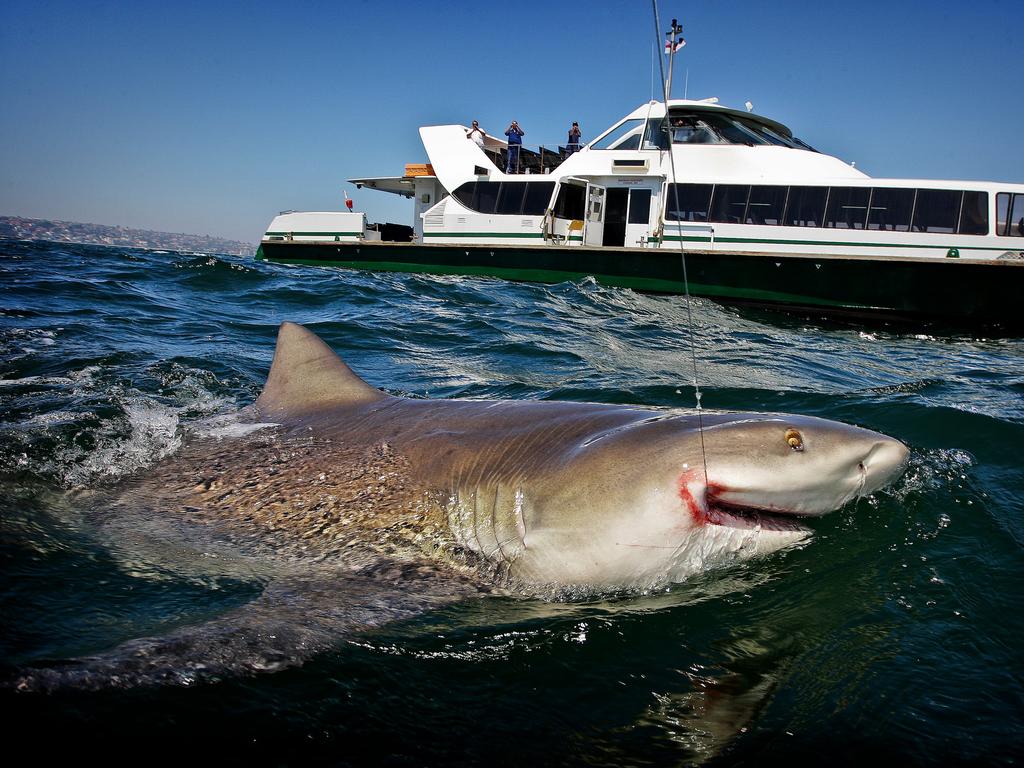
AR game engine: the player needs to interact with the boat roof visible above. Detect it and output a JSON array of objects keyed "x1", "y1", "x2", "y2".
[
  {"x1": 348, "y1": 176, "x2": 430, "y2": 198},
  {"x1": 616, "y1": 98, "x2": 795, "y2": 138}
]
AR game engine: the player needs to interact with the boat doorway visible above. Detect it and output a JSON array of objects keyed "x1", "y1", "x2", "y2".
[
  {"x1": 583, "y1": 184, "x2": 605, "y2": 246},
  {"x1": 603, "y1": 188, "x2": 629, "y2": 247}
]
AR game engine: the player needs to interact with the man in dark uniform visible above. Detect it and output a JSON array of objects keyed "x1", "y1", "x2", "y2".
[
  {"x1": 567, "y1": 121, "x2": 582, "y2": 154},
  {"x1": 505, "y1": 120, "x2": 524, "y2": 173}
]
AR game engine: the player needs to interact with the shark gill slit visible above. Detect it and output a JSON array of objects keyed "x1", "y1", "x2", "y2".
[{"x1": 489, "y1": 484, "x2": 505, "y2": 563}]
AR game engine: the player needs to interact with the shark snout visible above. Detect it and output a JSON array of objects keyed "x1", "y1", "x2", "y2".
[{"x1": 858, "y1": 438, "x2": 910, "y2": 496}]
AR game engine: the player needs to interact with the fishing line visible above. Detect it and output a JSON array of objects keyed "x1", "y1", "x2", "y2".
[{"x1": 651, "y1": 0, "x2": 710, "y2": 489}]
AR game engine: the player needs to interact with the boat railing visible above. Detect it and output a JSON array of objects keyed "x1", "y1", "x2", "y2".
[
  {"x1": 490, "y1": 141, "x2": 581, "y2": 175},
  {"x1": 668, "y1": 222, "x2": 716, "y2": 249}
]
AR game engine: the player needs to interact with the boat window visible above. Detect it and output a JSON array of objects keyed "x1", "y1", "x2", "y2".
[
  {"x1": 496, "y1": 183, "x2": 527, "y2": 215},
  {"x1": 698, "y1": 114, "x2": 770, "y2": 145},
  {"x1": 592, "y1": 119, "x2": 645, "y2": 150},
  {"x1": 523, "y1": 182, "x2": 556, "y2": 215},
  {"x1": 642, "y1": 118, "x2": 671, "y2": 150},
  {"x1": 1009, "y1": 193, "x2": 1024, "y2": 237},
  {"x1": 553, "y1": 183, "x2": 587, "y2": 220},
  {"x1": 825, "y1": 187, "x2": 870, "y2": 229},
  {"x1": 453, "y1": 181, "x2": 556, "y2": 215},
  {"x1": 867, "y1": 188, "x2": 914, "y2": 231},
  {"x1": 477, "y1": 183, "x2": 501, "y2": 214},
  {"x1": 783, "y1": 186, "x2": 828, "y2": 227},
  {"x1": 912, "y1": 189, "x2": 962, "y2": 233},
  {"x1": 666, "y1": 117, "x2": 722, "y2": 145},
  {"x1": 453, "y1": 182, "x2": 484, "y2": 212},
  {"x1": 628, "y1": 189, "x2": 653, "y2": 224},
  {"x1": 746, "y1": 186, "x2": 787, "y2": 225},
  {"x1": 740, "y1": 119, "x2": 797, "y2": 148},
  {"x1": 653, "y1": 110, "x2": 815, "y2": 150},
  {"x1": 958, "y1": 191, "x2": 989, "y2": 235},
  {"x1": 665, "y1": 184, "x2": 713, "y2": 221},
  {"x1": 710, "y1": 185, "x2": 752, "y2": 224},
  {"x1": 997, "y1": 193, "x2": 1010, "y2": 235}
]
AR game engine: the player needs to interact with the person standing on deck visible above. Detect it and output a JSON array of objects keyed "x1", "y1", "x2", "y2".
[
  {"x1": 505, "y1": 120, "x2": 524, "y2": 173},
  {"x1": 466, "y1": 120, "x2": 486, "y2": 148},
  {"x1": 567, "y1": 121, "x2": 582, "y2": 154}
]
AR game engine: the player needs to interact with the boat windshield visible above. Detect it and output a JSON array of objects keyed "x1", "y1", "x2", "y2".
[
  {"x1": 592, "y1": 119, "x2": 646, "y2": 150},
  {"x1": 641, "y1": 110, "x2": 817, "y2": 151}
]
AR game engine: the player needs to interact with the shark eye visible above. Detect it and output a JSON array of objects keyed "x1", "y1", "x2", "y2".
[{"x1": 785, "y1": 428, "x2": 804, "y2": 452}]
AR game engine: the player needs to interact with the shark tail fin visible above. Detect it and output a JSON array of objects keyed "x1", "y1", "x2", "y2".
[{"x1": 256, "y1": 322, "x2": 387, "y2": 418}]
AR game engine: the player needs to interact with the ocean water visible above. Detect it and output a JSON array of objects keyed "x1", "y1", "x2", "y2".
[{"x1": 1, "y1": 238, "x2": 1022, "y2": 765}]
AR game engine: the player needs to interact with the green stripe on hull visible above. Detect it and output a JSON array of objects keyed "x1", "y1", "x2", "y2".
[
  {"x1": 664, "y1": 234, "x2": 1010, "y2": 252},
  {"x1": 422, "y1": 232, "x2": 546, "y2": 239}
]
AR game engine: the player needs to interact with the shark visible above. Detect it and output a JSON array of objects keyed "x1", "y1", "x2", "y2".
[{"x1": 12, "y1": 322, "x2": 908, "y2": 690}]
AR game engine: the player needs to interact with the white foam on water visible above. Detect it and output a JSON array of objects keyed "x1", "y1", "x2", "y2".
[
  {"x1": 9, "y1": 360, "x2": 250, "y2": 487},
  {"x1": 192, "y1": 412, "x2": 278, "y2": 439},
  {"x1": 24, "y1": 410, "x2": 91, "y2": 427},
  {"x1": 58, "y1": 396, "x2": 184, "y2": 487}
]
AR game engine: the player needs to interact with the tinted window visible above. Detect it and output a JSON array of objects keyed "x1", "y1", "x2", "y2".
[
  {"x1": 523, "y1": 182, "x2": 555, "y2": 215},
  {"x1": 746, "y1": 186, "x2": 787, "y2": 225},
  {"x1": 453, "y1": 181, "x2": 554, "y2": 215},
  {"x1": 666, "y1": 183, "x2": 713, "y2": 222},
  {"x1": 628, "y1": 189, "x2": 652, "y2": 224},
  {"x1": 1009, "y1": 194, "x2": 1024, "y2": 237},
  {"x1": 784, "y1": 186, "x2": 828, "y2": 227},
  {"x1": 667, "y1": 117, "x2": 720, "y2": 145},
  {"x1": 741, "y1": 120, "x2": 797, "y2": 148},
  {"x1": 958, "y1": 191, "x2": 989, "y2": 235},
  {"x1": 912, "y1": 189, "x2": 962, "y2": 233},
  {"x1": 554, "y1": 183, "x2": 586, "y2": 220},
  {"x1": 868, "y1": 188, "x2": 914, "y2": 231},
  {"x1": 592, "y1": 119, "x2": 645, "y2": 150},
  {"x1": 476, "y1": 183, "x2": 500, "y2": 214},
  {"x1": 699, "y1": 114, "x2": 769, "y2": 145},
  {"x1": 997, "y1": 192, "x2": 1011, "y2": 236},
  {"x1": 825, "y1": 187, "x2": 870, "y2": 229},
  {"x1": 643, "y1": 118, "x2": 671, "y2": 150},
  {"x1": 496, "y1": 182, "x2": 526, "y2": 214},
  {"x1": 453, "y1": 182, "x2": 479, "y2": 211},
  {"x1": 709, "y1": 185, "x2": 751, "y2": 223}
]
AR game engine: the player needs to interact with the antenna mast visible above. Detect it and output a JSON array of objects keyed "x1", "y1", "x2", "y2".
[{"x1": 664, "y1": 18, "x2": 685, "y2": 100}]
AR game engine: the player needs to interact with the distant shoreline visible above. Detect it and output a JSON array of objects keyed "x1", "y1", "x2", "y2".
[{"x1": 0, "y1": 216, "x2": 256, "y2": 257}]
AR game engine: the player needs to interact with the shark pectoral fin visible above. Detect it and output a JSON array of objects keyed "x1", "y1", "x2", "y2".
[
  {"x1": 255, "y1": 322, "x2": 389, "y2": 420},
  {"x1": 11, "y1": 564, "x2": 481, "y2": 692}
]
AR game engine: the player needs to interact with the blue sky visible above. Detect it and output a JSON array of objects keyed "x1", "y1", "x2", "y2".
[{"x1": 1, "y1": 0, "x2": 1021, "y2": 243}]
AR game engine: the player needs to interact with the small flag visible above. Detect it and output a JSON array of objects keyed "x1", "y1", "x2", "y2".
[
  {"x1": 672, "y1": 37, "x2": 686, "y2": 53},
  {"x1": 665, "y1": 35, "x2": 686, "y2": 53}
]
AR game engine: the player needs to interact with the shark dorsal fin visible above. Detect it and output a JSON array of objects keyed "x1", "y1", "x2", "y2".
[{"x1": 256, "y1": 322, "x2": 387, "y2": 418}]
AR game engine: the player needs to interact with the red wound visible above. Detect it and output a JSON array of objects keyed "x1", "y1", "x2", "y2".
[
  {"x1": 678, "y1": 473, "x2": 726, "y2": 526},
  {"x1": 678, "y1": 471, "x2": 708, "y2": 525}
]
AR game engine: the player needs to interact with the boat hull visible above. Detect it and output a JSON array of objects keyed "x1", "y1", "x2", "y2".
[{"x1": 256, "y1": 240, "x2": 1024, "y2": 331}]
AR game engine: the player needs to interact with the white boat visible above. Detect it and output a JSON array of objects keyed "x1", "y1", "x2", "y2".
[{"x1": 257, "y1": 98, "x2": 1024, "y2": 330}]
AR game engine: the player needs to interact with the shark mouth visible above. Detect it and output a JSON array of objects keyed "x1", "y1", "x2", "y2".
[
  {"x1": 679, "y1": 478, "x2": 810, "y2": 533},
  {"x1": 702, "y1": 500, "x2": 810, "y2": 533}
]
